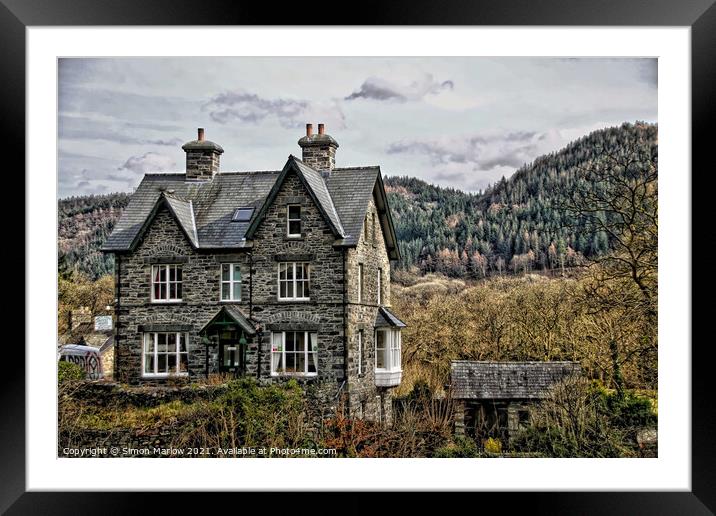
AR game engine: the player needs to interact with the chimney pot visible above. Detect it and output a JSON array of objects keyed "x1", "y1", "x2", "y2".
[
  {"x1": 306, "y1": 124, "x2": 313, "y2": 137},
  {"x1": 198, "y1": 128, "x2": 205, "y2": 141},
  {"x1": 318, "y1": 123, "x2": 325, "y2": 135}
]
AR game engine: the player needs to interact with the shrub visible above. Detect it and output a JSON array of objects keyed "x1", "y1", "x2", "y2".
[
  {"x1": 434, "y1": 436, "x2": 480, "y2": 458},
  {"x1": 483, "y1": 437, "x2": 502, "y2": 454},
  {"x1": 171, "y1": 377, "x2": 309, "y2": 452},
  {"x1": 58, "y1": 361, "x2": 85, "y2": 383}
]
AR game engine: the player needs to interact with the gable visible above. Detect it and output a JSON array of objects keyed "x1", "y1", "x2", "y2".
[
  {"x1": 130, "y1": 194, "x2": 198, "y2": 251},
  {"x1": 326, "y1": 167, "x2": 399, "y2": 260},
  {"x1": 245, "y1": 156, "x2": 344, "y2": 240}
]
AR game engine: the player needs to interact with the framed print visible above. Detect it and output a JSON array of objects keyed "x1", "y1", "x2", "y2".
[{"x1": 3, "y1": 0, "x2": 712, "y2": 513}]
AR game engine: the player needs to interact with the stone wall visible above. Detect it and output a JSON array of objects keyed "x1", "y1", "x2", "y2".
[
  {"x1": 345, "y1": 196, "x2": 395, "y2": 423},
  {"x1": 114, "y1": 206, "x2": 252, "y2": 383}
]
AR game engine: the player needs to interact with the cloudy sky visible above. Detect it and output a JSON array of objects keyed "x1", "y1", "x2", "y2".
[{"x1": 58, "y1": 57, "x2": 657, "y2": 198}]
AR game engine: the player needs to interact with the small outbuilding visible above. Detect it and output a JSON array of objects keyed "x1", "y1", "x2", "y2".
[{"x1": 450, "y1": 360, "x2": 581, "y2": 442}]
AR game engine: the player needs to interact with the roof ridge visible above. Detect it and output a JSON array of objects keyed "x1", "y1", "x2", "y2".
[{"x1": 332, "y1": 166, "x2": 380, "y2": 171}]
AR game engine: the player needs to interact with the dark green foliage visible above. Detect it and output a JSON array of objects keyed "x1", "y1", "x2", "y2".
[
  {"x1": 58, "y1": 361, "x2": 85, "y2": 383},
  {"x1": 385, "y1": 122, "x2": 657, "y2": 277},
  {"x1": 58, "y1": 193, "x2": 130, "y2": 280}
]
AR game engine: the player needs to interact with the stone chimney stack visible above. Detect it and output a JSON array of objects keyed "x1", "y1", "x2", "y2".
[
  {"x1": 182, "y1": 128, "x2": 224, "y2": 181},
  {"x1": 298, "y1": 123, "x2": 339, "y2": 174}
]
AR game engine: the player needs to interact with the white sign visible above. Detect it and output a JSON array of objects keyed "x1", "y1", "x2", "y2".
[{"x1": 94, "y1": 315, "x2": 113, "y2": 331}]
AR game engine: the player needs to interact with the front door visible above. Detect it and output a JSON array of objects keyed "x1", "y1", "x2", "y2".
[{"x1": 217, "y1": 327, "x2": 245, "y2": 375}]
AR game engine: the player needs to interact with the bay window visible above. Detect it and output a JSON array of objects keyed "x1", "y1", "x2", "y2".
[
  {"x1": 374, "y1": 329, "x2": 402, "y2": 387},
  {"x1": 143, "y1": 332, "x2": 189, "y2": 377},
  {"x1": 270, "y1": 331, "x2": 318, "y2": 376},
  {"x1": 151, "y1": 264, "x2": 182, "y2": 302},
  {"x1": 375, "y1": 329, "x2": 401, "y2": 372},
  {"x1": 220, "y1": 263, "x2": 242, "y2": 301},
  {"x1": 278, "y1": 262, "x2": 310, "y2": 300}
]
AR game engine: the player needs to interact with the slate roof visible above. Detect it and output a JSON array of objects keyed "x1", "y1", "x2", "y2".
[
  {"x1": 450, "y1": 361, "x2": 581, "y2": 400},
  {"x1": 102, "y1": 156, "x2": 398, "y2": 257},
  {"x1": 375, "y1": 306, "x2": 408, "y2": 328}
]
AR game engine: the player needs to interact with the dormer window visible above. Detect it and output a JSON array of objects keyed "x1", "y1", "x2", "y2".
[
  {"x1": 232, "y1": 207, "x2": 254, "y2": 222},
  {"x1": 287, "y1": 205, "x2": 301, "y2": 237}
]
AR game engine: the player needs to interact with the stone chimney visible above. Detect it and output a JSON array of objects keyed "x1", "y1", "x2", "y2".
[
  {"x1": 298, "y1": 123, "x2": 339, "y2": 174},
  {"x1": 182, "y1": 128, "x2": 224, "y2": 181}
]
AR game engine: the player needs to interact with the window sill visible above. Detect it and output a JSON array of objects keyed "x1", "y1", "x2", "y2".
[
  {"x1": 277, "y1": 298, "x2": 312, "y2": 303},
  {"x1": 270, "y1": 372, "x2": 318, "y2": 378},
  {"x1": 142, "y1": 373, "x2": 190, "y2": 379},
  {"x1": 149, "y1": 300, "x2": 185, "y2": 305},
  {"x1": 219, "y1": 299, "x2": 243, "y2": 303}
]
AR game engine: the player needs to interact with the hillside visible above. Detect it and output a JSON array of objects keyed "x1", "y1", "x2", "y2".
[
  {"x1": 58, "y1": 193, "x2": 129, "y2": 279},
  {"x1": 58, "y1": 122, "x2": 657, "y2": 280},
  {"x1": 385, "y1": 121, "x2": 657, "y2": 276}
]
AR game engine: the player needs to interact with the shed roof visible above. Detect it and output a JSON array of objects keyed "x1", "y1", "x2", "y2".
[{"x1": 450, "y1": 361, "x2": 581, "y2": 400}]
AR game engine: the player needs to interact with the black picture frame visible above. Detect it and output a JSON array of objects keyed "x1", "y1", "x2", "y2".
[{"x1": 3, "y1": 0, "x2": 710, "y2": 513}]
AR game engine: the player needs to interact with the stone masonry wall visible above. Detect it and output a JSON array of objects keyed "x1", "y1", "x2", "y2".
[
  {"x1": 345, "y1": 196, "x2": 394, "y2": 423},
  {"x1": 249, "y1": 169, "x2": 346, "y2": 411},
  {"x1": 115, "y1": 206, "x2": 253, "y2": 384}
]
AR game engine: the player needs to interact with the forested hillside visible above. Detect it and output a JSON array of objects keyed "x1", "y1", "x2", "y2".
[
  {"x1": 58, "y1": 122, "x2": 656, "y2": 280},
  {"x1": 386, "y1": 121, "x2": 657, "y2": 277},
  {"x1": 58, "y1": 193, "x2": 129, "y2": 279}
]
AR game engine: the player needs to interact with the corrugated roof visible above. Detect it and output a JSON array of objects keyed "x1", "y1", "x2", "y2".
[
  {"x1": 375, "y1": 306, "x2": 407, "y2": 328},
  {"x1": 450, "y1": 361, "x2": 581, "y2": 400}
]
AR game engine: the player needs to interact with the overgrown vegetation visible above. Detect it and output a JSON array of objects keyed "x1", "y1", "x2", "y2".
[{"x1": 512, "y1": 377, "x2": 656, "y2": 457}]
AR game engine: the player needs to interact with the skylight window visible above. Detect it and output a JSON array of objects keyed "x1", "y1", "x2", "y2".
[{"x1": 232, "y1": 208, "x2": 255, "y2": 222}]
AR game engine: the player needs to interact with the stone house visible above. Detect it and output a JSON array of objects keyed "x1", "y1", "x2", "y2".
[
  {"x1": 451, "y1": 361, "x2": 581, "y2": 442},
  {"x1": 101, "y1": 124, "x2": 406, "y2": 423}
]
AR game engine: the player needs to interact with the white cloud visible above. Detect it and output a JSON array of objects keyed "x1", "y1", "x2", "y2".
[{"x1": 119, "y1": 152, "x2": 176, "y2": 175}]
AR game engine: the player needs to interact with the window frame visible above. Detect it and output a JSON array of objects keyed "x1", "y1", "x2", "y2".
[
  {"x1": 142, "y1": 331, "x2": 189, "y2": 378},
  {"x1": 357, "y1": 329, "x2": 363, "y2": 376},
  {"x1": 377, "y1": 268, "x2": 382, "y2": 305},
  {"x1": 375, "y1": 329, "x2": 402, "y2": 373},
  {"x1": 270, "y1": 330, "x2": 318, "y2": 377},
  {"x1": 358, "y1": 263, "x2": 364, "y2": 303},
  {"x1": 277, "y1": 262, "x2": 311, "y2": 301},
  {"x1": 287, "y1": 204, "x2": 302, "y2": 238},
  {"x1": 372, "y1": 211, "x2": 377, "y2": 245},
  {"x1": 220, "y1": 263, "x2": 242, "y2": 302},
  {"x1": 150, "y1": 264, "x2": 183, "y2": 303}
]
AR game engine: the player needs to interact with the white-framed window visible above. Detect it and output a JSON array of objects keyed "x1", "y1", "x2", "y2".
[
  {"x1": 375, "y1": 329, "x2": 401, "y2": 372},
  {"x1": 151, "y1": 264, "x2": 182, "y2": 302},
  {"x1": 220, "y1": 263, "x2": 242, "y2": 301},
  {"x1": 377, "y1": 268, "x2": 382, "y2": 305},
  {"x1": 358, "y1": 263, "x2": 364, "y2": 303},
  {"x1": 278, "y1": 262, "x2": 310, "y2": 300},
  {"x1": 287, "y1": 205, "x2": 301, "y2": 237},
  {"x1": 142, "y1": 332, "x2": 189, "y2": 377},
  {"x1": 357, "y1": 330, "x2": 364, "y2": 375},
  {"x1": 270, "y1": 331, "x2": 318, "y2": 376}
]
